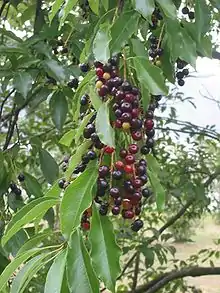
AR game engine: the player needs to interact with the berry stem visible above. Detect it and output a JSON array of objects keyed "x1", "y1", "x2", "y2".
[
  {"x1": 156, "y1": 23, "x2": 165, "y2": 51},
  {"x1": 64, "y1": 27, "x2": 74, "y2": 47}
]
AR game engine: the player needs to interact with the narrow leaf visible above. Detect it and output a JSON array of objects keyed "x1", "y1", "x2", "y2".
[
  {"x1": 14, "y1": 72, "x2": 32, "y2": 99},
  {"x1": 49, "y1": 0, "x2": 63, "y2": 23},
  {"x1": 44, "y1": 249, "x2": 67, "y2": 293},
  {"x1": 195, "y1": 0, "x2": 210, "y2": 42},
  {"x1": 96, "y1": 103, "x2": 115, "y2": 147},
  {"x1": 155, "y1": 0, "x2": 177, "y2": 19},
  {"x1": 110, "y1": 11, "x2": 139, "y2": 53},
  {"x1": 89, "y1": 205, "x2": 121, "y2": 292},
  {"x1": 50, "y1": 91, "x2": 68, "y2": 131},
  {"x1": 59, "y1": 129, "x2": 75, "y2": 147},
  {"x1": 23, "y1": 172, "x2": 43, "y2": 198},
  {"x1": 43, "y1": 60, "x2": 66, "y2": 83},
  {"x1": 65, "y1": 140, "x2": 92, "y2": 179},
  {"x1": 89, "y1": 86, "x2": 102, "y2": 111},
  {"x1": 2, "y1": 198, "x2": 59, "y2": 246},
  {"x1": 148, "y1": 170, "x2": 165, "y2": 212},
  {"x1": 93, "y1": 23, "x2": 110, "y2": 63},
  {"x1": 66, "y1": 230, "x2": 99, "y2": 293},
  {"x1": 60, "y1": 0, "x2": 78, "y2": 27},
  {"x1": 147, "y1": 154, "x2": 160, "y2": 174},
  {"x1": 88, "y1": 0, "x2": 99, "y2": 15},
  {"x1": 39, "y1": 149, "x2": 59, "y2": 184},
  {"x1": 133, "y1": 0, "x2": 155, "y2": 20},
  {"x1": 61, "y1": 164, "x2": 97, "y2": 239},
  {"x1": 133, "y1": 57, "x2": 168, "y2": 95},
  {"x1": 101, "y1": 0, "x2": 108, "y2": 10},
  {"x1": 140, "y1": 84, "x2": 150, "y2": 113}
]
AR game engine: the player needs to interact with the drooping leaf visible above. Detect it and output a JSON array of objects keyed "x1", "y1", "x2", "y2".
[
  {"x1": 101, "y1": 0, "x2": 108, "y2": 10},
  {"x1": 2, "y1": 198, "x2": 59, "y2": 246},
  {"x1": 59, "y1": 130, "x2": 75, "y2": 147},
  {"x1": 139, "y1": 245, "x2": 155, "y2": 268},
  {"x1": 66, "y1": 230, "x2": 99, "y2": 293},
  {"x1": 140, "y1": 84, "x2": 151, "y2": 113},
  {"x1": 155, "y1": 0, "x2": 177, "y2": 19},
  {"x1": 131, "y1": 38, "x2": 148, "y2": 57},
  {"x1": 13, "y1": 72, "x2": 33, "y2": 99},
  {"x1": 75, "y1": 112, "x2": 95, "y2": 143},
  {"x1": 110, "y1": 11, "x2": 139, "y2": 54},
  {"x1": 96, "y1": 103, "x2": 115, "y2": 147},
  {"x1": 147, "y1": 154, "x2": 160, "y2": 174},
  {"x1": 89, "y1": 204, "x2": 121, "y2": 292},
  {"x1": 49, "y1": 0, "x2": 63, "y2": 23},
  {"x1": 89, "y1": 86, "x2": 102, "y2": 111},
  {"x1": 88, "y1": 0, "x2": 99, "y2": 15},
  {"x1": 133, "y1": 56, "x2": 168, "y2": 95},
  {"x1": 195, "y1": 0, "x2": 211, "y2": 43},
  {"x1": 65, "y1": 140, "x2": 92, "y2": 179},
  {"x1": 39, "y1": 149, "x2": 59, "y2": 184},
  {"x1": 4, "y1": 229, "x2": 28, "y2": 258},
  {"x1": 45, "y1": 181, "x2": 61, "y2": 198},
  {"x1": 133, "y1": 0, "x2": 155, "y2": 21},
  {"x1": 44, "y1": 249, "x2": 67, "y2": 293},
  {"x1": 43, "y1": 60, "x2": 66, "y2": 83},
  {"x1": 61, "y1": 164, "x2": 97, "y2": 239},
  {"x1": 59, "y1": 0, "x2": 78, "y2": 27},
  {"x1": 148, "y1": 169, "x2": 165, "y2": 212},
  {"x1": 23, "y1": 172, "x2": 43, "y2": 198},
  {"x1": 93, "y1": 23, "x2": 110, "y2": 63},
  {"x1": 50, "y1": 91, "x2": 68, "y2": 131}
]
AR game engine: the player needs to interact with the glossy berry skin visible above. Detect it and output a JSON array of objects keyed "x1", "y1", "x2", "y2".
[
  {"x1": 123, "y1": 210, "x2": 134, "y2": 219},
  {"x1": 146, "y1": 111, "x2": 154, "y2": 119},
  {"x1": 182, "y1": 6, "x2": 189, "y2": 14},
  {"x1": 82, "y1": 154, "x2": 90, "y2": 164},
  {"x1": 183, "y1": 68, "x2": 189, "y2": 76},
  {"x1": 144, "y1": 119, "x2": 154, "y2": 130},
  {"x1": 124, "y1": 165, "x2": 133, "y2": 174},
  {"x1": 115, "y1": 197, "x2": 122, "y2": 206},
  {"x1": 115, "y1": 119, "x2": 122, "y2": 128},
  {"x1": 67, "y1": 78, "x2": 79, "y2": 89},
  {"x1": 125, "y1": 155, "x2": 135, "y2": 165},
  {"x1": 176, "y1": 71, "x2": 184, "y2": 79},
  {"x1": 178, "y1": 79, "x2": 185, "y2": 86},
  {"x1": 79, "y1": 63, "x2": 89, "y2": 72},
  {"x1": 112, "y1": 170, "x2": 123, "y2": 180},
  {"x1": 121, "y1": 102, "x2": 132, "y2": 113},
  {"x1": 121, "y1": 112, "x2": 132, "y2": 122},
  {"x1": 87, "y1": 150, "x2": 97, "y2": 160},
  {"x1": 132, "y1": 191, "x2": 142, "y2": 202},
  {"x1": 135, "y1": 207, "x2": 141, "y2": 216},
  {"x1": 141, "y1": 145, "x2": 150, "y2": 155},
  {"x1": 115, "y1": 90, "x2": 124, "y2": 100},
  {"x1": 115, "y1": 161, "x2": 124, "y2": 170},
  {"x1": 140, "y1": 174, "x2": 148, "y2": 184},
  {"x1": 99, "y1": 165, "x2": 110, "y2": 177},
  {"x1": 96, "y1": 67, "x2": 104, "y2": 78},
  {"x1": 139, "y1": 159, "x2": 147, "y2": 166},
  {"x1": 94, "y1": 61, "x2": 103, "y2": 68},
  {"x1": 110, "y1": 187, "x2": 120, "y2": 198},
  {"x1": 14, "y1": 187, "x2": 21, "y2": 196},
  {"x1": 136, "y1": 165, "x2": 146, "y2": 176},
  {"x1": 124, "y1": 93, "x2": 135, "y2": 103},
  {"x1": 18, "y1": 173, "x2": 25, "y2": 182},
  {"x1": 80, "y1": 94, "x2": 89, "y2": 106},
  {"x1": 96, "y1": 80, "x2": 103, "y2": 89},
  {"x1": 97, "y1": 178, "x2": 109, "y2": 190},
  {"x1": 82, "y1": 221, "x2": 90, "y2": 230},
  {"x1": 146, "y1": 138, "x2": 155, "y2": 148},
  {"x1": 131, "y1": 108, "x2": 139, "y2": 118},
  {"x1": 99, "y1": 205, "x2": 108, "y2": 216},
  {"x1": 131, "y1": 131, "x2": 142, "y2": 141},
  {"x1": 119, "y1": 149, "x2": 128, "y2": 158},
  {"x1": 112, "y1": 206, "x2": 120, "y2": 215},
  {"x1": 146, "y1": 129, "x2": 155, "y2": 138},
  {"x1": 188, "y1": 11, "x2": 195, "y2": 19},
  {"x1": 131, "y1": 219, "x2": 144, "y2": 232},
  {"x1": 133, "y1": 179, "x2": 143, "y2": 188},
  {"x1": 58, "y1": 179, "x2": 66, "y2": 189},
  {"x1": 104, "y1": 146, "x2": 115, "y2": 154},
  {"x1": 131, "y1": 118, "x2": 142, "y2": 130},
  {"x1": 103, "y1": 72, "x2": 111, "y2": 80},
  {"x1": 128, "y1": 144, "x2": 139, "y2": 154},
  {"x1": 99, "y1": 85, "x2": 109, "y2": 97},
  {"x1": 142, "y1": 188, "x2": 152, "y2": 198},
  {"x1": 90, "y1": 133, "x2": 99, "y2": 143},
  {"x1": 115, "y1": 109, "x2": 122, "y2": 118},
  {"x1": 122, "y1": 81, "x2": 132, "y2": 92}
]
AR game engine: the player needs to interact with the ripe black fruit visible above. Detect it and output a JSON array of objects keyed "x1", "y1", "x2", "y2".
[
  {"x1": 188, "y1": 11, "x2": 195, "y2": 20},
  {"x1": 18, "y1": 173, "x2": 25, "y2": 182},
  {"x1": 178, "y1": 79, "x2": 185, "y2": 86},
  {"x1": 67, "y1": 78, "x2": 79, "y2": 89},
  {"x1": 58, "y1": 179, "x2": 66, "y2": 189},
  {"x1": 131, "y1": 219, "x2": 144, "y2": 232},
  {"x1": 182, "y1": 6, "x2": 189, "y2": 14},
  {"x1": 80, "y1": 95, "x2": 88, "y2": 106},
  {"x1": 141, "y1": 145, "x2": 150, "y2": 155},
  {"x1": 87, "y1": 150, "x2": 97, "y2": 160},
  {"x1": 79, "y1": 63, "x2": 89, "y2": 72}
]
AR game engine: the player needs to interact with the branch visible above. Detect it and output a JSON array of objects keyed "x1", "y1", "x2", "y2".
[
  {"x1": 131, "y1": 252, "x2": 140, "y2": 292},
  {"x1": 133, "y1": 267, "x2": 220, "y2": 293},
  {"x1": 0, "y1": 89, "x2": 15, "y2": 119}
]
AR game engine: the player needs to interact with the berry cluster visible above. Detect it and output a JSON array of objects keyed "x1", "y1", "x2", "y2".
[
  {"x1": 81, "y1": 207, "x2": 92, "y2": 230},
  {"x1": 52, "y1": 39, "x2": 68, "y2": 55},
  {"x1": 150, "y1": 8, "x2": 163, "y2": 30},
  {"x1": 148, "y1": 34, "x2": 163, "y2": 63},
  {"x1": 8, "y1": 173, "x2": 25, "y2": 200},
  {"x1": 176, "y1": 58, "x2": 189, "y2": 86},
  {"x1": 182, "y1": 6, "x2": 195, "y2": 20}
]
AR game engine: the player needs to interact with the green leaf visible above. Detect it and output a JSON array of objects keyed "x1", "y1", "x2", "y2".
[
  {"x1": 139, "y1": 246, "x2": 154, "y2": 268},
  {"x1": 110, "y1": 11, "x2": 139, "y2": 53},
  {"x1": 44, "y1": 249, "x2": 67, "y2": 293},
  {"x1": 133, "y1": 0, "x2": 155, "y2": 21},
  {"x1": 66, "y1": 230, "x2": 99, "y2": 293},
  {"x1": 147, "y1": 154, "x2": 160, "y2": 174},
  {"x1": 49, "y1": 0, "x2": 63, "y2": 23},
  {"x1": 23, "y1": 172, "x2": 43, "y2": 198},
  {"x1": 88, "y1": 0, "x2": 99, "y2": 15},
  {"x1": 0, "y1": 248, "x2": 49, "y2": 291},
  {"x1": 59, "y1": 130, "x2": 75, "y2": 147},
  {"x1": 96, "y1": 103, "x2": 115, "y2": 147},
  {"x1": 131, "y1": 38, "x2": 148, "y2": 57},
  {"x1": 43, "y1": 60, "x2": 66, "y2": 83},
  {"x1": 65, "y1": 140, "x2": 92, "y2": 179},
  {"x1": 2, "y1": 198, "x2": 59, "y2": 246},
  {"x1": 45, "y1": 181, "x2": 61, "y2": 198},
  {"x1": 61, "y1": 164, "x2": 97, "y2": 239},
  {"x1": 89, "y1": 204, "x2": 121, "y2": 292},
  {"x1": 75, "y1": 112, "x2": 95, "y2": 143},
  {"x1": 39, "y1": 149, "x2": 59, "y2": 184},
  {"x1": 59, "y1": 0, "x2": 78, "y2": 27},
  {"x1": 17, "y1": 232, "x2": 52, "y2": 256},
  {"x1": 4, "y1": 230, "x2": 28, "y2": 257},
  {"x1": 155, "y1": 0, "x2": 177, "y2": 19},
  {"x1": 133, "y1": 57, "x2": 168, "y2": 95},
  {"x1": 93, "y1": 23, "x2": 110, "y2": 63},
  {"x1": 140, "y1": 84, "x2": 150, "y2": 113},
  {"x1": 101, "y1": 0, "x2": 108, "y2": 10},
  {"x1": 50, "y1": 91, "x2": 68, "y2": 131},
  {"x1": 89, "y1": 86, "x2": 102, "y2": 111},
  {"x1": 13, "y1": 72, "x2": 33, "y2": 99},
  {"x1": 0, "y1": 45, "x2": 27, "y2": 54},
  {"x1": 195, "y1": 0, "x2": 210, "y2": 43},
  {"x1": 148, "y1": 170, "x2": 165, "y2": 212},
  {"x1": 0, "y1": 28, "x2": 23, "y2": 42},
  {"x1": 199, "y1": 35, "x2": 212, "y2": 58}
]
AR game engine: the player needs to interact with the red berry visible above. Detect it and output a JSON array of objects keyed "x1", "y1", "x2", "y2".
[
  {"x1": 124, "y1": 164, "x2": 133, "y2": 174},
  {"x1": 131, "y1": 108, "x2": 139, "y2": 118},
  {"x1": 131, "y1": 131, "x2": 142, "y2": 141},
  {"x1": 115, "y1": 161, "x2": 124, "y2": 170},
  {"x1": 123, "y1": 210, "x2": 134, "y2": 219},
  {"x1": 96, "y1": 67, "x2": 104, "y2": 78},
  {"x1": 125, "y1": 155, "x2": 135, "y2": 164},
  {"x1": 115, "y1": 90, "x2": 125, "y2": 101},
  {"x1": 119, "y1": 149, "x2": 128, "y2": 158},
  {"x1": 144, "y1": 119, "x2": 154, "y2": 130},
  {"x1": 98, "y1": 85, "x2": 108, "y2": 97},
  {"x1": 128, "y1": 144, "x2": 139, "y2": 154},
  {"x1": 124, "y1": 93, "x2": 135, "y2": 103},
  {"x1": 82, "y1": 221, "x2": 90, "y2": 230},
  {"x1": 132, "y1": 179, "x2": 143, "y2": 188},
  {"x1": 104, "y1": 146, "x2": 115, "y2": 154},
  {"x1": 115, "y1": 119, "x2": 122, "y2": 128}
]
